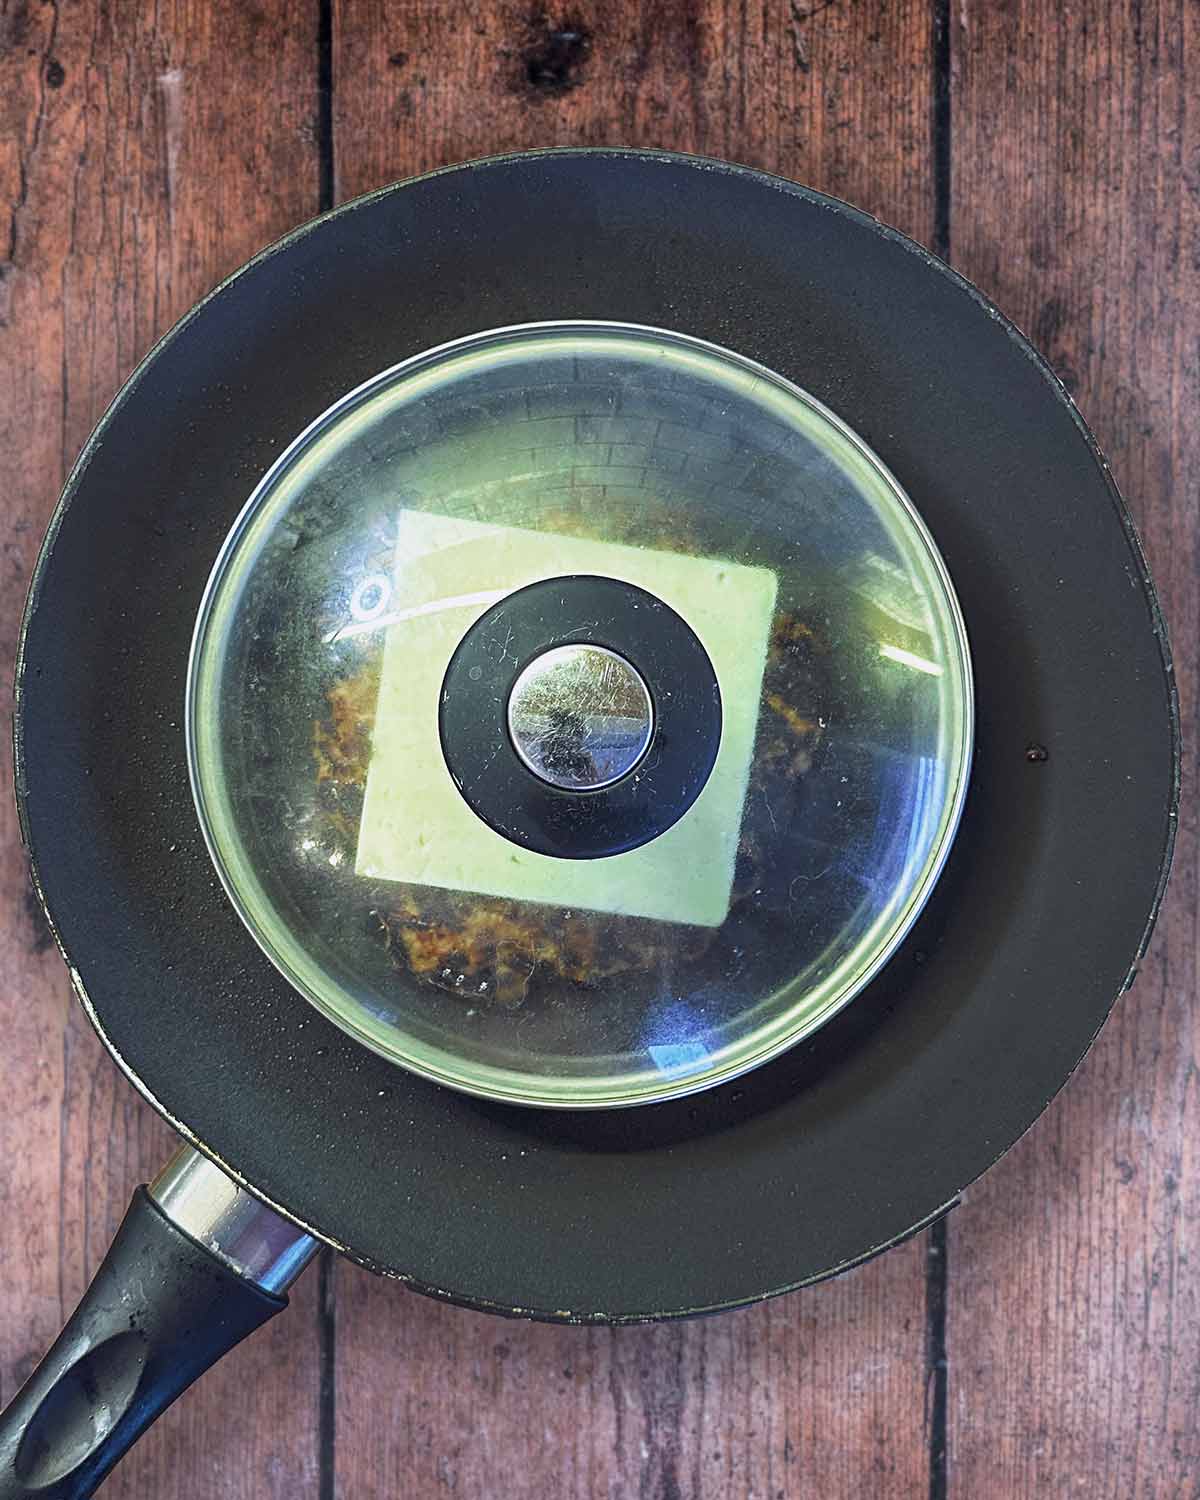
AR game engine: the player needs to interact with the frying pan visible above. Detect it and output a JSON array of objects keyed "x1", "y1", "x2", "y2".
[{"x1": 0, "y1": 150, "x2": 1178, "y2": 1498}]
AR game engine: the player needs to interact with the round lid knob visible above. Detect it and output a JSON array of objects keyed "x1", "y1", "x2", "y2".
[
  {"x1": 507, "y1": 644, "x2": 654, "y2": 791},
  {"x1": 438, "y1": 574, "x2": 723, "y2": 861}
]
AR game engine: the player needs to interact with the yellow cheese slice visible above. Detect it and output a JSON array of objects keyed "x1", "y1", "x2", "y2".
[{"x1": 356, "y1": 509, "x2": 777, "y2": 927}]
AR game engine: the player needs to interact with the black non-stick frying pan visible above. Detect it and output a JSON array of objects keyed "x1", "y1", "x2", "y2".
[{"x1": 1, "y1": 149, "x2": 1178, "y2": 1498}]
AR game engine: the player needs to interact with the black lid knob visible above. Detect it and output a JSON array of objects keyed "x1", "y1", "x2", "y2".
[{"x1": 439, "y1": 575, "x2": 722, "y2": 859}]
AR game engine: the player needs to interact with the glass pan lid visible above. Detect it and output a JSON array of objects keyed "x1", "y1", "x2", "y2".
[{"x1": 187, "y1": 322, "x2": 972, "y2": 1107}]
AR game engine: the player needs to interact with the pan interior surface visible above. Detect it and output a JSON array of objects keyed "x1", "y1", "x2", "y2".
[{"x1": 187, "y1": 322, "x2": 972, "y2": 1108}]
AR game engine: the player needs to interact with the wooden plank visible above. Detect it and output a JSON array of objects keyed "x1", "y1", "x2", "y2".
[
  {"x1": 332, "y1": 0, "x2": 936, "y2": 243},
  {"x1": 0, "y1": 1, "x2": 323, "y2": 1495},
  {"x1": 334, "y1": 1239, "x2": 930, "y2": 1500},
  {"x1": 947, "y1": 1, "x2": 1199, "y2": 1494},
  {"x1": 329, "y1": 4, "x2": 937, "y2": 1496}
]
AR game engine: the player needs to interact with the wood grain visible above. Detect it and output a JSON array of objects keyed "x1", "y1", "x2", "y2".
[
  {"x1": 334, "y1": 1239, "x2": 930, "y2": 1500},
  {"x1": 328, "y1": 4, "x2": 938, "y2": 1497},
  {"x1": 0, "y1": 1, "x2": 323, "y2": 1495},
  {"x1": 331, "y1": 0, "x2": 936, "y2": 243},
  {"x1": 946, "y1": 1, "x2": 1199, "y2": 1495}
]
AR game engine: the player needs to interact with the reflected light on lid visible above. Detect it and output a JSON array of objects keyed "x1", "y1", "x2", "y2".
[{"x1": 879, "y1": 643, "x2": 944, "y2": 676}]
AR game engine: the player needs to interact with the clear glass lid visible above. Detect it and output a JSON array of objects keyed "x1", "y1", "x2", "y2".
[{"x1": 187, "y1": 322, "x2": 972, "y2": 1107}]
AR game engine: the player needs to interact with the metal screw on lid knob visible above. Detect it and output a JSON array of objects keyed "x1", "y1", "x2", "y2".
[{"x1": 507, "y1": 644, "x2": 654, "y2": 791}]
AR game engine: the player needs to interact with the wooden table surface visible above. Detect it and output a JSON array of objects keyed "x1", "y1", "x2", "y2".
[{"x1": 1, "y1": 2, "x2": 1195, "y2": 1495}]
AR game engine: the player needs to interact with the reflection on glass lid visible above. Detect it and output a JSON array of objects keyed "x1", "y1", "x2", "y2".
[{"x1": 187, "y1": 322, "x2": 973, "y2": 1108}]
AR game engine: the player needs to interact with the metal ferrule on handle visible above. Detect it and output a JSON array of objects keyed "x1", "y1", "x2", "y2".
[{"x1": 150, "y1": 1146, "x2": 318, "y2": 1294}]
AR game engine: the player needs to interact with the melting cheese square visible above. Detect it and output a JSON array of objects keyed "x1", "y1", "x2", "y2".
[{"x1": 356, "y1": 511, "x2": 776, "y2": 927}]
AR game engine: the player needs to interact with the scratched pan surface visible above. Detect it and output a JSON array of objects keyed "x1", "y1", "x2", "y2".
[{"x1": 15, "y1": 150, "x2": 1177, "y2": 1321}]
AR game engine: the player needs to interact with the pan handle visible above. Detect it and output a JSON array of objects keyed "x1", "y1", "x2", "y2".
[{"x1": 0, "y1": 1148, "x2": 318, "y2": 1499}]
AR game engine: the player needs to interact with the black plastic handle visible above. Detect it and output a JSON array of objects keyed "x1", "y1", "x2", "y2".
[{"x1": 0, "y1": 1186, "x2": 288, "y2": 1499}]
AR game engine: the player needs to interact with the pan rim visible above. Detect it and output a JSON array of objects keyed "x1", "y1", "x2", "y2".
[{"x1": 12, "y1": 147, "x2": 1180, "y2": 1320}]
